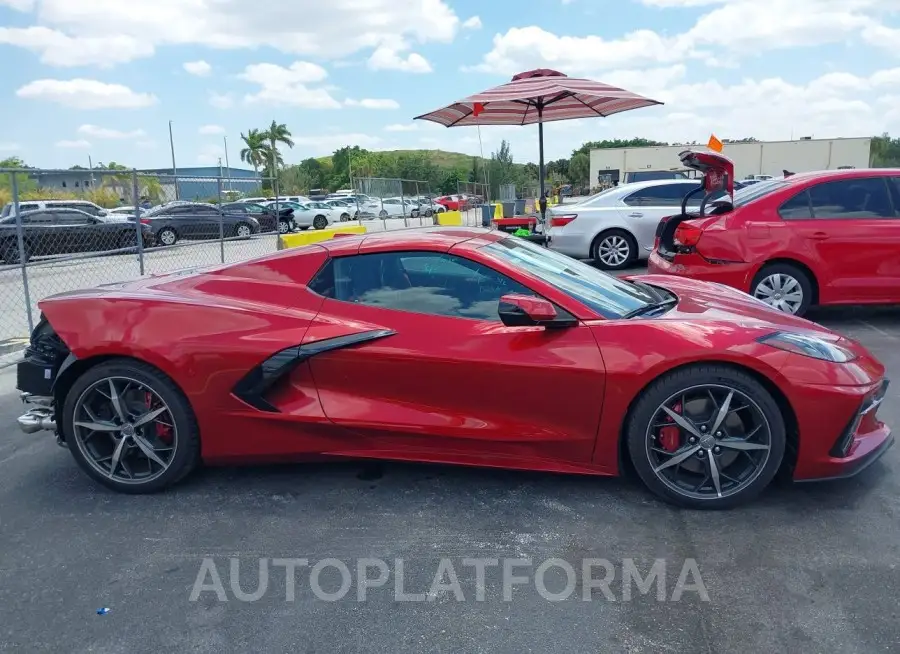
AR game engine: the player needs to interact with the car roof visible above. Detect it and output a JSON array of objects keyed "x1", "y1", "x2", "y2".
[
  {"x1": 316, "y1": 226, "x2": 500, "y2": 255},
  {"x1": 777, "y1": 168, "x2": 900, "y2": 185}
]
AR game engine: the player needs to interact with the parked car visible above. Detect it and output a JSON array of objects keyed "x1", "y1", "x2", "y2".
[
  {"x1": 415, "y1": 198, "x2": 446, "y2": 216},
  {"x1": 106, "y1": 206, "x2": 146, "y2": 219},
  {"x1": 547, "y1": 179, "x2": 728, "y2": 270},
  {"x1": 651, "y1": 152, "x2": 900, "y2": 317},
  {"x1": 16, "y1": 228, "x2": 891, "y2": 509},
  {"x1": 1, "y1": 199, "x2": 109, "y2": 219},
  {"x1": 139, "y1": 202, "x2": 260, "y2": 246},
  {"x1": 323, "y1": 199, "x2": 359, "y2": 220},
  {"x1": 221, "y1": 201, "x2": 295, "y2": 234},
  {"x1": 273, "y1": 201, "x2": 334, "y2": 230},
  {"x1": 0, "y1": 208, "x2": 152, "y2": 263},
  {"x1": 623, "y1": 170, "x2": 690, "y2": 184}
]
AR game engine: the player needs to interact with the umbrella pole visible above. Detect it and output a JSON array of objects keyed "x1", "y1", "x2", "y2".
[{"x1": 537, "y1": 106, "x2": 547, "y2": 246}]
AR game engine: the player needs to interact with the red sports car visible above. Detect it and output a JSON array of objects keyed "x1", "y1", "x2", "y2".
[
  {"x1": 649, "y1": 150, "x2": 900, "y2": 317},
  {"x1": 16, "y1": 227, "x2": 891, "y2": 508}
]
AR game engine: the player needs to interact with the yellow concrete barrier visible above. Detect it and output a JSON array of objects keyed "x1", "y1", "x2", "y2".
[
  {"x1": 436, "y1": 210, "x2": 463, "y2": 226},
  {"x1": 277, "y1": 224, "x2": 366, "y2": 250}
]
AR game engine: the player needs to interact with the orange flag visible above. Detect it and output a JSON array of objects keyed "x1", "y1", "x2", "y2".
[{"x1": 707, "y1": 134, "x2": 724, "y2": 152}]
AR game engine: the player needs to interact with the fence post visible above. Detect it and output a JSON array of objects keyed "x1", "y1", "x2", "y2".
[
  {"x1": 217, "y1": 176, "x2": 225, "y2": 263},
  {"x1": 11, "y1": 173, "x2": 34, "y2": 333},
  {"x1": 132, "y1": 170, "x2": 145, "y2": 276},
  {"x1": 400, "y1": 183, "x2": 407, "y2": 228}
]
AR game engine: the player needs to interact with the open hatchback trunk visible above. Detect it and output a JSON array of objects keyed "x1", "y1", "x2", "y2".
[{"x1": 654, "y1": 149, "x2": 736, "y2": 260}]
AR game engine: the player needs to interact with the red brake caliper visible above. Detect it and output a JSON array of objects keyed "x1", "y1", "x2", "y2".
[
  {"x1": 658, "y1": 401, "x2": 682, "y2": 452},
  {"x1": 145, "y1": 391, "x2": 173, "y2": 444}
]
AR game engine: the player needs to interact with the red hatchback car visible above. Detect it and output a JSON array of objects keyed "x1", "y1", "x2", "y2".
[
  {"x1": 15, "y1": 227, "x2": 892, "y2": 509},
  {"x1": 649, "y1": 155, "x2": 900, "y2": 317}
]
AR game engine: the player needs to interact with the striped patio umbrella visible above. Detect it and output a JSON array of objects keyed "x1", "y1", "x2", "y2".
[{"x1": 414, "y1": 68, "x2": 662, "y2": 226}]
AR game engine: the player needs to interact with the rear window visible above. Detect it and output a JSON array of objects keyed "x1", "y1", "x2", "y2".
[{"x1": 732, "y1": 180, "x2": 788, "y2": 207}]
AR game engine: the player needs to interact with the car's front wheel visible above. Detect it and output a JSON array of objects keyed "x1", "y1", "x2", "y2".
[
  {"x1": 278, "y1": 219, "x2": 291, "y2": 234},
  {"x1": 591, "y1": 229, "x2": 636, "y2": 270},
  {"x1": 61, "y1": 359, "x2": 201, "y2": 494},
  {"x1": 626, "y1": 365, "x2": 786, "y2": 509},
  {"x1": 340, "y1": 213, "x2": 350, "y2": 222},
  {"x1": 751, "y1": 263, "x2": 812, "y2": 316}
]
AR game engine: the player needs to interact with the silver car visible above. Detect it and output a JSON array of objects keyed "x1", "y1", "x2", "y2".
[{"x1": 547, "y1": 179, "x2": 721, "y2": 270}]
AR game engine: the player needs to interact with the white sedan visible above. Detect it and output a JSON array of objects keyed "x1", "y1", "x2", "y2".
[{"x1": 264, "y1": 201, "x2": 340, "y2": 230}]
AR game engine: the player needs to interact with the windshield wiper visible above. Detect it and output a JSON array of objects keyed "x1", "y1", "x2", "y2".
[{"x1": 623, "y1": 297, "x2": 678, "y2": 319}]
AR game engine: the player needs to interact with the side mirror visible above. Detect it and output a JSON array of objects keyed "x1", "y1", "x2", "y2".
[{"x1": 499, "y1": 293, "x2": 567, "y2": 328}]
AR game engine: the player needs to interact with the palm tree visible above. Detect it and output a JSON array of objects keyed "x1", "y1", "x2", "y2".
[
  {"x1": 263, "y1": 120, "x2": 294, "y2": 176},
  {"x1": 239, "y1": 129, "x2": 269, "y2": 176}
]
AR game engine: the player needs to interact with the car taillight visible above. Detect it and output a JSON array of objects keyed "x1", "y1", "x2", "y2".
[
  {"x1": 551, "y1": 214, "x2": 576, "y2": 227},
  {"x1": 673, "y1": 222, "x2": 703, "y2": 248},
  {"x1": 140, "y1": 218, "x2": 150, "y2": 225}
]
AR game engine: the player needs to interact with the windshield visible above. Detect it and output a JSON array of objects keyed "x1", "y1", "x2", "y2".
[
  {"x1": 481, "y1": 237, "x2": 657, "y2": 319},
  {"x1": 731, "y1": 179, "x2": 787, "y2": 207}
]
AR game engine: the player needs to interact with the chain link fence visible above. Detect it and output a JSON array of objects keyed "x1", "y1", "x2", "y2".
[{"x1": 351, "y1": 176, "x2": 444, "y2": 227}]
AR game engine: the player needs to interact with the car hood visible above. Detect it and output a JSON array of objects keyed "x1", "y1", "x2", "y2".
[{"x1": 633, "y1": 273, "x2": 842, "y2": 339}]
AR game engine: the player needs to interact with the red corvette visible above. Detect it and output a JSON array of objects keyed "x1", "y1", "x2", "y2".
[
  {"x1": 649, "y1": 150, "x2": 900, "y2": 317},
  {"x1": 15, "y1": 227, "x2": 891, "y2": 508}
]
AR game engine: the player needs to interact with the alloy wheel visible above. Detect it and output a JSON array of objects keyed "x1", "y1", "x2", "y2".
[
  {"x1": 237, "y1": 224, "x2": 252, "y2": 238},
  {"x1": 71, "y1": 376, "x2": 178, "y2": 485},
  {"x1": 645, "y1": 384, "x2": 772, "y2": 501},
  {"x1": 313, "y1": 216, "x2": 328, "y2": 230},
  {"x1": 159, "y1": 229, "x2": 176, "y2": 246},
  {"x1": 278, "y1": 220, "x2": 289, "y2": 234},
  {"x1": 753, "y1": 274, "x2": 803, "y2": 314},
  {"x1": 597, "y1": 235, "x2": 631, "y2": 267}
]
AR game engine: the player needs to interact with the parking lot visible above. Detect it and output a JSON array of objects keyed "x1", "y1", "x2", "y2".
[{"x1": 0, "y1": 286, "x2": 897, "y2": 652}]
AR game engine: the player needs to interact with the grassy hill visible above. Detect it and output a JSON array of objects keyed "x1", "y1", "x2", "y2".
[{"x1": 316, "y1": 149, "x2": 506, "y2": 170}]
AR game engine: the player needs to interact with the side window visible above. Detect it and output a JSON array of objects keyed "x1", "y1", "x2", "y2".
[
  {"x1": 808, "y1": 178, "x2": 894, "y2": 219},
  {"x1": 624, "y1": 183, "x2": 699, "y2": 207},
  {"x1": 308, "y1": 252, "x2": 535, "y2": 321},
  {"x1": 778, "y1": 190, "x2": 813, "y2": 220},
  {"x1": 54, "y1": 212, "x2": 92, "y2": 225},
  {"x1": 23, "y1": 212, "x2": 54, "y2": 224}
]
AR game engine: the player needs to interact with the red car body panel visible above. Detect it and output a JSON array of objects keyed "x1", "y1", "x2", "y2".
[
  {"x1": 37, "y1": 228, "x2": 890, "y2": 481},
  {"x1": 648, "y1": 168, "x2": 900, "y2": 306}
]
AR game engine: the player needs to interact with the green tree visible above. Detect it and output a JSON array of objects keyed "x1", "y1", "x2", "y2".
[
  {"x1": 571, "y1": 138, "x2": 667, "y2": 158},
  {"x1": 239, "y1": 128, "x2": 270, "y2": 177},
  {"x1": 568, "y1": 152, "x2": 590, "y2": 186},
  {"x1": 263, "y1": 120, "x2": 294, "y2": 178},
  {"x1": 871, "y1": 133, "x2": 900, "y2": 167}
]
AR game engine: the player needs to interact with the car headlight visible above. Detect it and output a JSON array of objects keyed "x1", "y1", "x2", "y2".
[{"x1": 758, "y1": 331, "x2": 856, "y2": 363}]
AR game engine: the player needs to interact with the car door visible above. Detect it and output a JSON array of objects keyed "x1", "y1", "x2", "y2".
[
  {"x1": 301, "y1": 250, "x2": 607, "y2": 466},
  {"x1": 50, "y1": 210, "x2": 99, "y2": 253},
  {"x1": 192, "y1": 204, "x2": 223, "y2": 238},
  {"x1": 617, "y1": 182, "x2": 701, "y2": 254},
  {"x1": 779, "y1": 176, "x2": 899, "y2": 303}
]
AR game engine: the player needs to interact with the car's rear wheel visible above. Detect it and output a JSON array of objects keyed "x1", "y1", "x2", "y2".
[
  {"x1": 379, "y1": 210, "x2": 388, "y2": 218},
  {"x1": 626, "y1": 365, "x2": 785, "y2": 509},
  {"x1": 751, "y1": 263, "x2": 812, "y2": 316},
  {"x1": 313, "y1": 215, "x2": 328, "y2": 230},
  {"x1": 61, "y1": 359, "x2": 201, "y2": 494},
  {"x1": 591, "y1": 229, "x2": 636, "y2": 270},
  {"x1": 157, "y1": 227, "x2": 177, "y2": 246}
]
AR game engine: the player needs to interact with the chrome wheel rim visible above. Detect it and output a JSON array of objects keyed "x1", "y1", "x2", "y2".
[
  {"x1": 278, "y1": 221, "x2": 289, "y2": 234},
  {"x1": 598, "y1": 235, "x2": 630, "y2": 266},
  {"x1": 754, "y1": 274, "x2": 803, "y2": 314},
  {"x1": 645, "y1": 384, "x2": 771, "y2": 501},
  {"x1": 237, "y1": 225, "x2": 251, "y2": 237},
  {"x1": 159, "y1": 230, "x2": 175, "y2": 245},
  {"x1": 72, "y1": 376, "x2": 178, "y2": 484}
]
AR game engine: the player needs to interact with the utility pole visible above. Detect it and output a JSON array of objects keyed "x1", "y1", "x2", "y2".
[
  {"x1": 88, "y1": 155, "x2": 95, "y2": 187},
  {"x1": 169, "y1": 120, "x2": 179, "y2": 200},
  {"x1": 223, "y1": 135, "x2": 232, "y2": 193}
]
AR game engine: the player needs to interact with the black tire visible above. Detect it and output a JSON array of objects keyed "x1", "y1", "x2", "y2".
[
  {"x1": 340, "y1": 213, "x2": 350, "y2": 222},
  {"x1": 626, "y1": 365, "x2": 786, "y2": 509},
  {"x1": 424, "y1": 209, "x2": 434, "y2": 217},
  {"x1": 157, "y1": 227, "x2": 178, "y2": 246},
  {"x1": 750, "y1": 263, "x2": 813, "y2": 317},
  {"x1": 591, "y1": 229, "x2": 637, "y2": 271},
  {"x1": 2, "y1": 240, "x2": 28, "y2": 264},
  {"x1": 61, "y1": 358, "x2": 201, "y2": 494},
  {"x1": 313, "y1": 215, "x2": 328, "y2": 230},
  {"x1": 379, "y1": 210, "x2": 388, "y2": 219},
  {"x1": 234, "y1": 222, "x2": 252, "y2": 239}
]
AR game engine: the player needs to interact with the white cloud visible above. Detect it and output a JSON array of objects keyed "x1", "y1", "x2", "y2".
[
  {"x1": 469, "y1": 1, "x2": 900, "y2": 75},
  {"x1": 16, "y1": 79, "x2": 158, "y2": 109},
  {"x1": 198, "y1": 124, "x2": 226, "y2": 135},
  {"x1": 9, "y1": 0, "x2": 461, "y2": 65},
  {"x1": 238, "y1": 62, "x2": 340, "y2": 108},
  {"x1": 77, "y1": 124, "x2": 146, "y2": 139},
  {"x1": 345, "y1": 98, "x2": 400, "y2": 110},
  {"x1": 55, "y1": 139, "x2": 91, "y2": 149},
  {"x1": 209, "y1": 92, "x2": 234, "y2": 109},
  {"x1": 0, "y1": 27, "x2": 154, "y2": 67},
  {"x1": 183, "y1": 60, "x2": 212, "y2": 76},
  {"x1": 462, "y1": 16, "x2": 482, "y2": 29},
  {"x1": 0, "y1": 0, "x2": 36, "y2": 11},
  {"x1": 367, "y1": 46, "x2": 433, "y2": 73},
  {"x1": 385, "y1": 123, "x2": 419, "y2": 132}
]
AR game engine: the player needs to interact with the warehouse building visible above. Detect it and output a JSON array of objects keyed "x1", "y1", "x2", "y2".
[{"x1": 590, "y1": 137, "x2": 872, "y2": 187}]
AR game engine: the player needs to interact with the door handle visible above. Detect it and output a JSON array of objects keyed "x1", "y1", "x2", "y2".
[
  {"x1": 808, "y1": 232, "x2": 829, "y2": 240},
  {"x1": 628, "y1": 212, "x2": 644, "y2": 218}
]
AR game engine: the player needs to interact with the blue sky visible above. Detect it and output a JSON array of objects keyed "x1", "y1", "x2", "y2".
[{"x1": 1, "y1": 0, "x2": 898, "y2": 170}]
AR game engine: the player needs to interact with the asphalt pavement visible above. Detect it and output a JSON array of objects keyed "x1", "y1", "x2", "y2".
[{"x1": 0, "y1": 298, "x2": 898, "y2": 652}]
